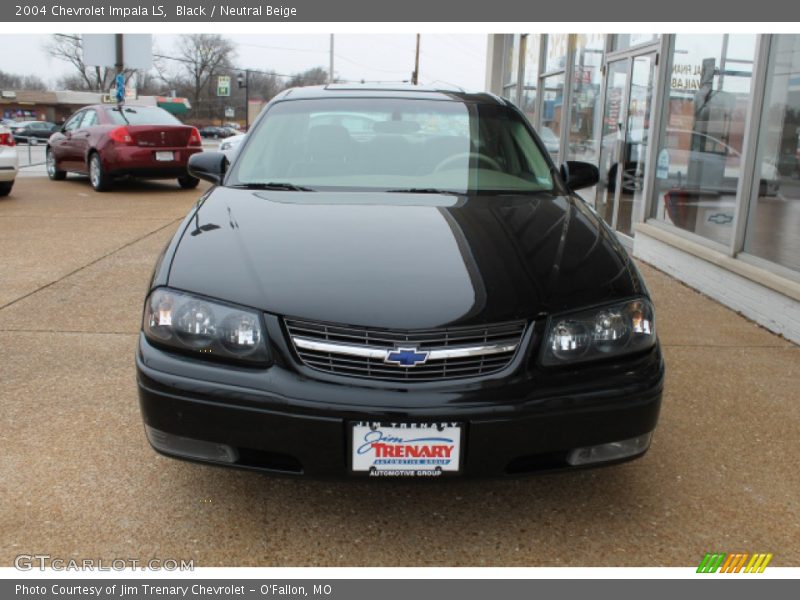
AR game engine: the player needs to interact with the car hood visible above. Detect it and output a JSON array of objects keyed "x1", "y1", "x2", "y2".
[{"x1": 167, "y1": 189, "x2": 645, "y2": 329}]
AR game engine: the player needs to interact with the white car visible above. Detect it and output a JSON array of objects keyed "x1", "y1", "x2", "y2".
[
  {"x1": 219, "y1": 133, "x2": 246, "y2": 161},
  {"x1": 0, "y1": 124, "x2": 19, "y2": 197}
]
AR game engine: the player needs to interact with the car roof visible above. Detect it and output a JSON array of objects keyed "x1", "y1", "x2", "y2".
[
  {"x1": 83, "y1": 104, "x2": 159, "y2": 111},
  {"x1": 273, "y1": 84, "x2": 507, "y2": 105}
]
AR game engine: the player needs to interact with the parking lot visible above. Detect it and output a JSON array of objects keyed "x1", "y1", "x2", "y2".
[{"x1": 0, "y1": 169, "x2": 798, "y2": 567}]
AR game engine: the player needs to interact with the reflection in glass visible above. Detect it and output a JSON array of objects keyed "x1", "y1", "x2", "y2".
[
  {"x1": 521, "y1": 34, "x2": 541, "y2": 125},
  {"x1": 744, "y1": 35, "x2": 800, "y2": 273},
  {"x1": 597, "y1": 61, "x2": 628, "y2": 227},
  {"x1": 568, "y1": 34, "x2": 605, "y2": 204},
  {"x1": 541, "y1": 74, "x2": 565, "y2": 161},
  {"x1": 502, "y1": 34, "x2": 521, "y2": 102},
  {"x1": 617, "y1": 55, "x2": 656, "y2": 236},
  {"x1": 545, "y1": 34, "x2": 569, "y2": 73},
  {"x1": 651, "y1": 34, "x2": 757, "y2": 246},
  {"x1": 612, "y1": 34, "x2": 659, "y2": 51}
]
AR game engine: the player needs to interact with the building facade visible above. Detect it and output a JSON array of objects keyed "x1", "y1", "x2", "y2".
[
  {"x1": 0, "y1": 90, "x2": 191, "y2": 124},
  {"x1": 486, "y1": 33, "x2": 800, "y2": 343}
]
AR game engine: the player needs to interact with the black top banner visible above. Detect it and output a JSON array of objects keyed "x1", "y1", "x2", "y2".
[{"x1": 2, "y1": 0, "x2": 800, "y2": 22}]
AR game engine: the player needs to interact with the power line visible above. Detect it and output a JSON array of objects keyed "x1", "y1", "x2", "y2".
[
  {"x1": 437, "y1": 34, "x2": 485, "y2": 61},
  {"x1": 333, "y1": 53, "x2": 411, "y2": 75},
  {"x1": 153, "y1": 53, "x2": 296, "y2": 79},
  {"x1": 237, "y1": 41, "x2": 328, "y2": 55}
]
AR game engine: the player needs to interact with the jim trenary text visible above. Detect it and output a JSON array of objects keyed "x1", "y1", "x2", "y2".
[
  {"x1": 15, "y1": 584, "x2": 334, "y2": 598},
  {"x1": 14, "y1": 4, "x2": 298, "y2": 18}
]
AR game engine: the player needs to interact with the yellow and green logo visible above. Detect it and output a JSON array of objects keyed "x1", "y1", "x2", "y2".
[{"x1": 697, "y1": 552, "x2": 773, "y2": 573}]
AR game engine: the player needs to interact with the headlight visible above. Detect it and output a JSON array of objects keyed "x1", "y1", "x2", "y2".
[
  {"x1": 541, "y1": 298, "x2": 656, "y2": 366},
  {"x1": 143, "y1": 288, "x2": 269, "y2": 365}
]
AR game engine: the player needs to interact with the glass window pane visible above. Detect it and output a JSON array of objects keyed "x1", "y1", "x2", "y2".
[
  {"x1": 545, "y1": 34, "x2": 569, "y2": 73},
  {"x1": 541, "y1": 74, "x2": 565, "y2": 160},
  {"x1": 568, "y1": 34, "x2": 605, "y2": 204},
  {"x1": 503, "y1": 34, "x2": 520, "y2": 86},
  {"x1": 612, "y1": 34, "x2": 659, "y2": 51},
  {"x1": 80, "y1": 110, "x2": 97, "y2": 128},
  {"x1": 617, "y1": 54, "x2": 657, "y2": 237},
  {"x1": 232, "y1": 98, "x2": 554, "y2": 194},
  {"x1": 651, "y1": 34, "x2": 757, "y2": 246},
  {"x1": 521, "y1": 34, "x2": 541, "y2": 124},
  {"x1": 597, "y1": 61, "x2": 629, "y2": 226},
  {"x1": 744, "y1": 35, "x2": 800, "y2": 272}
]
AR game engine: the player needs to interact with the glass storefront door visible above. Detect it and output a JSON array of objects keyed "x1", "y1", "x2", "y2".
[
  {"x1": 597, "y1": 52, "x2": 658, "y2": 241},
  {"x1": 597, "y1": 61, "x2": 628, "y2": 228}
]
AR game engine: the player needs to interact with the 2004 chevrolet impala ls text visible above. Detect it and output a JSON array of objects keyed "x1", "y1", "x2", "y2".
[{"x1": 136, "y1": 85, "x2": 664, "y2": 479}]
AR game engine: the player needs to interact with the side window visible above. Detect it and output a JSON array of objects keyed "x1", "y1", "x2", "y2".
[
  {"x1": 63, "y1": 112, "x2": 84, "y2": 133},
  {"x1": 81, "y1": 110, "x2": 98, "y2": 128}
]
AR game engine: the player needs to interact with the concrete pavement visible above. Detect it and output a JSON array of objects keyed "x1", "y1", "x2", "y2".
[{"x1": 0, "y1": 175, "x2": 798, "y2": 567}]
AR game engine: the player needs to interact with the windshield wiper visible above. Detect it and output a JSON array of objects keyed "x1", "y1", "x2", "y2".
[
  {"x1": 111, "y1": 106, "x2": 131, "y2": 125},
  {"x1": 385, "y1": 188, "x2": 461, "y2": 195},
  {"x1": 230, "y1": 182, "x2": 316, "y2": 191}
]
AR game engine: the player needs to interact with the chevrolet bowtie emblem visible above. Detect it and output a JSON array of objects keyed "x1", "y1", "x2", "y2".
[{"x1": 384, "y1": 347, "x2": 430, "y2": 367}]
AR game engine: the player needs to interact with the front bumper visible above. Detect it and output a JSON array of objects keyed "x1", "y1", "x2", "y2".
[{"x1": 136, "y1": 329, "x2": 665, "y2": 478}]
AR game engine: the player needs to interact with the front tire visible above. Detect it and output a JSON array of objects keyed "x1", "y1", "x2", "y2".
[
  {"x1": 0, "y1": 181, "x2": 13, "y2": 197},
  {"x1": 88, "y1": 152, "x2": 112, "y2": 192},
  {"x1": 46, "y1": 147, "x2": 66, "y2": 181},
  {"x1": 177, "y1": 175, "x2": 200, "y2": 189}
]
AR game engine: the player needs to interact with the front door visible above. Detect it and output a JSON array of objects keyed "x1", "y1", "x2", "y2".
[{"x1": 596, "y1": 52, "x2": 658, "y2": 244}]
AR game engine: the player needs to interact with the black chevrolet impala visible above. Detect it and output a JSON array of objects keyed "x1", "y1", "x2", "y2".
[{"x1": 137, "y1": 85, "x2": 664, "y2": 478}]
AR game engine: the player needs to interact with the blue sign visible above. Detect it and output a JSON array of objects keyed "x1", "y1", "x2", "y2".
[{"x1": 115, "y1": 74, "x2": 125, "y2": 103}]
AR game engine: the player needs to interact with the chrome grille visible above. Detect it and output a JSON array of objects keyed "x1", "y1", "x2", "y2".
[{"x1": 285, "y1": 318, "x2": 526, "y2": 382}]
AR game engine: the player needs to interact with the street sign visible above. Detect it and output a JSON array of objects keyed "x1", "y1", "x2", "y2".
[
  {"x1": 217, "y1": 76, "x2": 231, "y2": 97},
  {"x1": 225, "y1": 107, "x2": 235, "y2": 118},
  {"x1": 83, "y1": 34, "x2": 153, "y2": 70}
]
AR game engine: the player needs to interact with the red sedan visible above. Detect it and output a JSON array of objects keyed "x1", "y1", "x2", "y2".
[{"x1": 46, "y1": 104, "x2": 203, "y2": 192}]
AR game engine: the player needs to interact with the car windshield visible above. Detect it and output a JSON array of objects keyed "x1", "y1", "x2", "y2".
[
  {"x1": 106, "y1": 106, "x2": 181, "y2": 126},
  {"x1": 229, "y1": 98, "x2": 554, "y2": 194}
]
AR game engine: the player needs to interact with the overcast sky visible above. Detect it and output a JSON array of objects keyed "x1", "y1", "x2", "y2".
[{"x1": 0, "y1": 33, "x2": 488, "y2": 91}]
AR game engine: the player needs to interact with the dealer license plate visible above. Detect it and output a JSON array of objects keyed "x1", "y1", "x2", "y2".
[
  {"x1": 155, "y1": 151, "x2": 175, "y2": 161},
  {"x1": 351, "y1": 422, "x2": 462, "y2": 477}
]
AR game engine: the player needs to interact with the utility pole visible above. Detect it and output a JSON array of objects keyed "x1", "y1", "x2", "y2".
[
  {"x1": 411, "y1": 34, "x2": 420, "y2": 85},
  {"x1": 238, "y1": 70, "x2": 250, "y2": 131},
  {"x1": 114, "y1": 34, "x2": 124, "y2": 75},
  {"x1": 114, "y1": 34, "x2": 125, "y2": 106},
  {"x1": 329, "y1": 34, "x2": 335, "y2": 84}
]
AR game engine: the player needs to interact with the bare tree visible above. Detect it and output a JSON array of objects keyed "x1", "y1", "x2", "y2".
[
  {"x1": 286, "y1": 67, "x2": 330, "y2": 88},
  {"x1": 248, "y1": 70, "x2": 285, "y2": 102},
  {"x1": 172, "y1": 34, "x2": 237, "y2": 120},
  {"x1": 134, "y1": 70, "x2": 165, "y2": 96},
  {"x1": 45, "y1": 34, "x2": 137, "y2": 91},
  {"x1": 0, "y1": 70, "x2": 47, "y2": 90}
]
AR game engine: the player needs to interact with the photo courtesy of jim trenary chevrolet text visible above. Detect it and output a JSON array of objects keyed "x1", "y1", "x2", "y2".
[{"x1": 0, "y1": 0, "x2": 799, "y2": 597}]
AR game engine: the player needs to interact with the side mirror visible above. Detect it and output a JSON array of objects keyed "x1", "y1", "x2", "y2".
[
  {"x1": 188, "y1": 151, "x2": 228, "y2": 185},
  {"x1": 561, "y1": 160, "x2": 599, "y2": 191}
]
